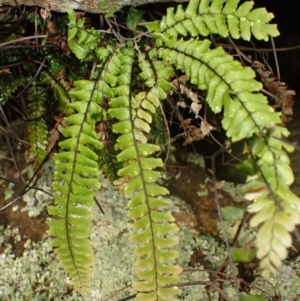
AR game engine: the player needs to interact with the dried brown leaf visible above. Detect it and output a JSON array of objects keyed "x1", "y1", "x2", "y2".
[
  {"x1": 191, "y1": 102, "x2": 202, "y2": 115},
  {"x1": 252, "y1": 60, "x2": 296, "y2": 123},
  {"x1": 46, "y1": 115, "x2": 66, "y2": 155},
  {"x1": 200, "y1": 120, "x2": 214, "y2": 137},
  {"x1": 46, "y1": 21, "x2": 59, "y2": 34}
]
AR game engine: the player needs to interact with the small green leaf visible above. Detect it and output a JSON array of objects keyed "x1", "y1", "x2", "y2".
[
  {"x1": 240, "y1": 293, "x2": 267, "y2": 301},
  {"x1": 127, "y1": 7, "x2": 145, "y2": 30},
  {"x1": 221, "y1": 206, "x2": 245, "y2": 221},
  {"x1": 210, "y1": 0, "x2": 225, "y2": 14},
  {"x1": 66, "y1": 7, "x2": 76, "y2": 25},
  {"x1": 227, "y1": 14, "x2": 240, "y2": 39},
  {"x1": 231, "y1": 248, "x2": 256, "y2": 263},
  {"x1": 237, "y1": 158, "x2": 257, "y2": 176},
  {"x1": 222, "y1": 0, "x2": 240, "y2": 14},
  {"x1": 198, "y1": 0, "x2": 210, "y2": 14},
  {"x1": 68, "y1": 40, "x2": 89, "y2": 59},
  {"x1": 235, "y1": 1, "x2": 254, "y2": 17},
  {"x1": 68, "y1": 27, "x2": 78, "y2": 41},
  {"x1": 77, "y1": 29, "x2": 88, "y2": 44}
]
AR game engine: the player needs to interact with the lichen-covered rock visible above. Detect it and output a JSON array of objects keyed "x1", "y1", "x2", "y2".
[{"x1": 0, "y1": 0, "x2": 188, "y2": 14}]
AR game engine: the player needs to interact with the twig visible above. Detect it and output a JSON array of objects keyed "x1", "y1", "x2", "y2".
[
  {"x1": 0, "y1": 35, "x2": 47, "y2": 48},
  {"x1": 270, "y1": 36, "x2": 280, "y2": 80}
]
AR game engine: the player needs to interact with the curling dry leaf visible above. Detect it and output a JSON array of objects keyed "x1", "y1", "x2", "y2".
[{"x1": 252, "y1": 60, "x2": 296, "y2": 123}]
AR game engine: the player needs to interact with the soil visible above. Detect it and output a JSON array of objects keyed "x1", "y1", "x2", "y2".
[
  {"x1": 0, "y1": 146, "x2": 48, "y2": 257},
  {"x1": 165, "y1": 151, "x2": 237, "y2": 236}
]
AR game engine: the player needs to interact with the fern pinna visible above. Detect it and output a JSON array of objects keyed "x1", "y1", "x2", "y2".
[{"x1": 46, "y1": 0, "x2": 300, "y2": 299}]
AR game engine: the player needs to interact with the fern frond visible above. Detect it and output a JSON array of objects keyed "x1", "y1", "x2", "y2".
[
  {"x1": 153, "y1": 9, "x2": 297, "y2": 277},
  {"x1": 148, "y1": 0, "x2": 279, "y2": 42},
  {"x1": 66, "y1": 8, "x2": 101, "y2": 60},
  {"x1": 48, "y1": 3, "x2": 292, "y2": 294},
  {"x1": 41, "y1": 71, "x2": 73, "y2": 116},
  {"x1": 0, "y1": 73, "x2": 30, "y2": 105},
  {"x1": 157, "y1": 38, "x2": 281, "y2": 141},
  {"x1": 105, "y1": 44, "x2": 182, "y2": 300},
  {"x1": 47, "y1": 79, "x2": 105, "y2": 299},
  {"x1": 242, "y1": 127, "x2": 300, "y2": 277},
  {"x1": 27, "y1": 84, "x2": 48, "y2": 170}
]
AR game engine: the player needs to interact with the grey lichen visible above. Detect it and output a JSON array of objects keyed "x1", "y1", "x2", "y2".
[
  {"x1": 0, "y1": 175, "x2": 223, "y2": 300},
  {"x1": 0, "y1": 226, "x2": 82, "y2": 300},
  {"x1": 1, "y1": 175, "x2": 300, "y2": 300}
]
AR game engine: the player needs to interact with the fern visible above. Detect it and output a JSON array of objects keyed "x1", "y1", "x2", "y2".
[
  {"x1": 66, "y1": 8, "x2": 101, "y2": 60},
  {"x1": 0, "y1": 73, "x2": 31, "y2": 105},
  {"x1": 47, "y1": 79, "x2": 105, "y2": 298},
  {"x1": 44, "y1": 1, "x2": 298, "y2": 299},
  {"x1": 26, "y1": 84, "x2": 48, "y2": 170},
  {"x1": 41, "y1": 71, "x2": 74, "y2": 116},
  {"x1": 108, "y1": 46, "x2": 182, "y2": 300},
  {"x1": 154, "y1": 0, "x2": 279, "y2": 41},
  {"x1": 148, "y1": 0, "x2": 296, "y2": 278}
]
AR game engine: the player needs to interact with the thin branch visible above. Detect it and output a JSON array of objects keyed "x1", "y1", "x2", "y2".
[{"x1": 0, "y1": 35, "x2": 47, "y2": 48}]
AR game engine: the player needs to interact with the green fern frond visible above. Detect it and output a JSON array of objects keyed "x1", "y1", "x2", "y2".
[
  {"x1": 41, "y1": 71, "x2": 73, "y2": 116},
  {"x1": 46, "y1": 2, "x2": 295, "y2": 295},
  {"x1": 148, "y1": 0, "x2": 279, "y2": 42},
  {"x1": 66, "y1": 8, "x2": 101, "y2": 60},
  {"x1": 152, "y1": 5, "x2": 296, "y2": 277},
  {"x1": 27, "y1": 84, "x2": 48, "y2": 170},
  {"x1": 47, "y1": 79, "x2": 105, "y2": 299},
  {"x1": 104, "y1": 44, "x2": 182, "y2": 300},
  {"x1": 157, "y1": 38, "x2": 281, "y2": 142},
  {"x1": 241, "y1": 127, "x2": 300, "y2": 277}
]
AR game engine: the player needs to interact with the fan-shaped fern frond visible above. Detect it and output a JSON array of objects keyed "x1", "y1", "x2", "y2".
[{"x1": 26, "y1": 84, "x2": 48, "y2": 170}]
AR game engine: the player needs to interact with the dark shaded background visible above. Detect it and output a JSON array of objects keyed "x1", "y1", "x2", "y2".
[{"x1": 257, "y1": 0, "x2": 300, "y2": 89}]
